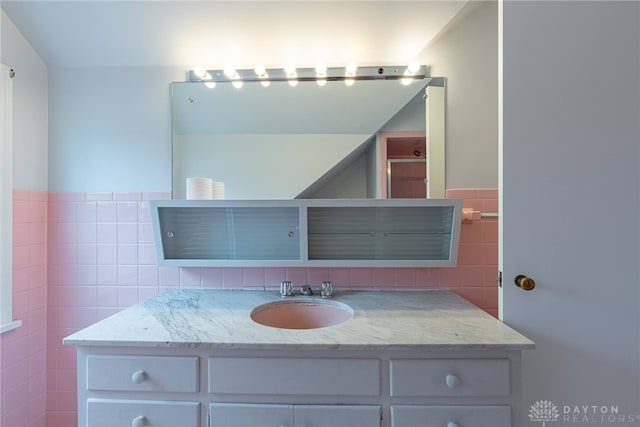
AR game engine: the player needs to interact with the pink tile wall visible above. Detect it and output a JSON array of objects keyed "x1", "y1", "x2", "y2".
[
  {"x1": 45, "y1": 188, "x2": 498, "y2": 425},
  {"x1": 445, "y1": 188, "x2": 499, "y2": 317},
  {"x1": 1, "y1": 190, "x2": 48, "y2": 427},
  {"x1": 46, "y1": 191, "x2": 170, "y2": 427}
]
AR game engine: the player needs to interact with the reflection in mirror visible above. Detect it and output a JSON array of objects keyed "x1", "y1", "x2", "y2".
[{"x1": 172, "y1": 77, "x2": 444, "y2": 199}]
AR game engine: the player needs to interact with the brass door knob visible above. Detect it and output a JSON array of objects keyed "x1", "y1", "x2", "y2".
[{"x1": 514, "y1": 274, "x2": 536, "y2": 291}]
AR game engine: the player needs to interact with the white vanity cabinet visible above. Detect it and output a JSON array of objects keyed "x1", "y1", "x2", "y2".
[{"x1": 75, "y1": 348, "x2": 521, "y2": 427}]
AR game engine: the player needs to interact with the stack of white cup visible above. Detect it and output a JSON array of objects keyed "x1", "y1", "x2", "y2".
[
  {"x1": 211, "y1": 181, "x2": 225, "y2": 199},
  {"x1": 186, "y1": 177, "x2": 225, "y2": 200},
  {"x1": 186, "y1": 177, "x2": 213, "y2": 199}
]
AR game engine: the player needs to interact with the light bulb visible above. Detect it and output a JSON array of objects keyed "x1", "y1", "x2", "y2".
[
  {"x1": 232, "y1": 80, "x2": 243, "y2": 89},
  {"x1": 288, "y1": 79, "x2": 298, "y2": 87},
  {"x1": 408, "y1": 61, "x2": 420, "y2": 74},
  {"x1": 345, "y1": 62, "x2": 357, "y2": 76},
  {"x1": 284, "y1": 64, "x2": 296, "y2": 77},
  {"x1": 254, "y1": 64, "x2": 267, "y2": 77},
  {"x1": 202, "y1": 72, "x2": 216, "y2": 88},
  {"x1": 224, "y1": 65, "x2": 236, "y2": 78},
  {"x1": 345, "y1": 78, "x2": 355, "y2": 87},
  {"x1": 315, "y1": 63, "x2": 327, "y2": 77},
  {"x1": 260, "y1": 80, "x2": 271, "y2": 88},
  {"x1": 316, "y1": 79, "x2": 327, "y2": 87},
  {"x1": 193, "y1": 66, "x2": 207, "y2": 79},
  {"x1": 401, "y1": 69, "x2": 414, "y2": 86}
]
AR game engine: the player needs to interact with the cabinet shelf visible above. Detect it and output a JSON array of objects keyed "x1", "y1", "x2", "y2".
[{"x1": 150, "y1": 199, "x2": 462, "y2": 267}]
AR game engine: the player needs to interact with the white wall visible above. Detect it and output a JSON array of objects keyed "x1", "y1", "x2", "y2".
[
  {"x1": 47, "y1": 66, "x2": 182, "y2": 192},
  {"x1": 419, "y1": 1, "x2": 498, "y2": 189},
  {"x1": 1, "y1": 11, "x2": 48, "y2": 191}
]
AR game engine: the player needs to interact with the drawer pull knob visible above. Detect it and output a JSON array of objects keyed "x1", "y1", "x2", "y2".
[
  {"x1": 445, "y1": 374, "x2": 460, "y2": 388},
  {"x1": 447, "y1": 422, "x2": 460, "y2": 427},
  {"x1": 131, "y1": 370, "x2": 146, "y2": 384},
  {"x1": 131, "y1": 415, "x2": 147, "y2": 427}
]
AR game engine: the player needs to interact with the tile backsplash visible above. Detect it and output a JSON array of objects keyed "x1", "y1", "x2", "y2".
[{"x1": 3, "y1": 188, "x2": 499, "y2": 427}]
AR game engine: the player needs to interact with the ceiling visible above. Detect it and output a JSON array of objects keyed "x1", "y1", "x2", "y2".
[{"x1": 1, "y1": 1, "x2": 468, "y2": 69}]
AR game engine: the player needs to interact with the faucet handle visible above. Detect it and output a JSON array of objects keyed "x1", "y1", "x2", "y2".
[
  {"x1": 280, "y1": 281, "x2": 292, "y2": 297},
  {"x1": 321, "y1": 281, "x2": 333, "y2": 298}
]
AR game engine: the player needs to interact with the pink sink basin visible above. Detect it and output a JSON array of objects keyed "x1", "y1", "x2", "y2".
[{"x1": 250, "y1": 299, "x2": 354, "y2": 330}]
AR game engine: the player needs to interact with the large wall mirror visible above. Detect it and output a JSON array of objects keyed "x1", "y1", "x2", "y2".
[{"x1": 171, "y1": 76, "x2": 445, "y2": 200}]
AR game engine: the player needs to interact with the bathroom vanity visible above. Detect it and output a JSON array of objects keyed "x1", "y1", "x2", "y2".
[{"x1": 64, "y1": 290, "x2": 533, "y2": 427}]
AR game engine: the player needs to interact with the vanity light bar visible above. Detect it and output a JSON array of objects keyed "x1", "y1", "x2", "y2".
[{"x1": 188, "y1": 65, "x2": 427, "y2": 84}]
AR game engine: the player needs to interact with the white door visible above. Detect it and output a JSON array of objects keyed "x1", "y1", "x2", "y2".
[{"x1": 500, "y1": 1, "x2": 640, "y2": 426}]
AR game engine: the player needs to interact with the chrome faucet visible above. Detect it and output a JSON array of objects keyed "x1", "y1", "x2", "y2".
[
  {"x1": 280, "y1": 280, "x2": 293, "y2": 297},
  {"x1": 300, "y1": 285, "x2": 313, "y2": 296},
  {"x1": 321, "y1": 281, "x2": 333, "y2": 298}
]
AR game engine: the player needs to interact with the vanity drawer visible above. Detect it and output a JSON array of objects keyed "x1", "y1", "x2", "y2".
[
  {"x1": 87, "y1": 355, "x2": 199, "y2": 392},
  {"x1": 391, "y1": 405, "x2": 511, "y2": 427},
  {"x1": 208, "y1": 357, "x2": 380, "y2": 396},
  {"x1": 210, "y1": 403, "x2": 381, "y2": 427},
  {"x1": 390, "y1": 358, "x2": 509, "y2": 397},
  {"x1": 295, "y1": 405, "x2": 382, "y2": 426},
  {"x1": 210, "y1": 403, "x2": 293, "y2": 427},
  {"x1": 87, "y1": 398, "x2": 200, "y2": 427}
]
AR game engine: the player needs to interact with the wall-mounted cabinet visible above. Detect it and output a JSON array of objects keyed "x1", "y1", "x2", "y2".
[{"x1": 150, "y1": 199, "x2": 462, "y2": 267}]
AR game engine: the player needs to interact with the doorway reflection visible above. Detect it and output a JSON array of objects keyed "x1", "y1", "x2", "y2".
[{"x1": 385, "y1": 135, "x2": 427, "y2": 198}]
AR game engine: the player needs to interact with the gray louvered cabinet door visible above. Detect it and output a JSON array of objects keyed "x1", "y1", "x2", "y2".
[
  {"x1": 157, "y1": 206, "x2": 300, "y2": 262},
  {"x1": 307, "y1": 206, "x2": 456, "y2": 262}
]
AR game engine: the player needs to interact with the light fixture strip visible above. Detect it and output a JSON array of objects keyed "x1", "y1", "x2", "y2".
[{"x1": 189, "y1": 65, "x2": 427, "y2": 83}]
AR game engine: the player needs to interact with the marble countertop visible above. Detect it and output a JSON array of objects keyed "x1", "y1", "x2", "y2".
[{"x1": 63, "y1": 289, "x2": 534, "y2": 350}]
